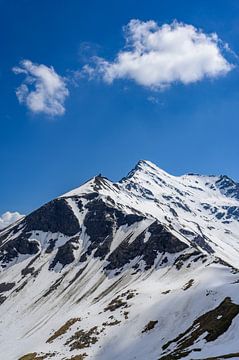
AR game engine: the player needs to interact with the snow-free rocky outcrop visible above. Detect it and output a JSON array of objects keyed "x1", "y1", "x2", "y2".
[{"x1": 1, "y1": 160, "x2": 239, "y2": 360}]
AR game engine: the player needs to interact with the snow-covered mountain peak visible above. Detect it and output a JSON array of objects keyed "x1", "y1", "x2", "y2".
[
  {"x1": 215, "y1": 174, "x2": 239, "y2": 200},
  {"x1": 120, "y1": 159, "x2": 171, "y2": 183},
  {"x1": 61, "y1": 174, "x2": 115, "y2": 198},
  {"x1": 1, "y1": 161, "x2": 239, "y2": 360}
]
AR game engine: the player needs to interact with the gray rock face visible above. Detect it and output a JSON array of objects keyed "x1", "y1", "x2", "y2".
[
  {"x1": 25, "y1": 198, "x2": 80, "y2": 236},
  {"x1": 216, "y1": 175, "x2": 239, "y2": 200},
  {"x1": 83, "y1": 198, "x2": 144, "y2": 260},
  {"x1": 105, "y1": 221, "x2": 188, "y2": 271},
  {"x1": 0, "y1": 198, "x2": 81, "y2": 267},
  {"x1": 0, "y1": 234, "x2": 40, "y2": 265},
  {"x1": 49, "y1": 237, "x2": 80, "y2": 270}
]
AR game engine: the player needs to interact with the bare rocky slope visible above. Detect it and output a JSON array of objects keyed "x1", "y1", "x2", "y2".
[{"x1": 1, "y1": 160, "x2": 239, "y2": 360}]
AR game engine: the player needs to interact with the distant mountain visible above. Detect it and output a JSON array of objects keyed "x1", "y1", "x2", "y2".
[{"x1": 1, "y1": 160, "x2": 239, "y2": 360}]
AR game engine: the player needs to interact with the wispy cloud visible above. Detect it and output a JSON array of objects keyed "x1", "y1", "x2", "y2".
[
  {"x1": 13, "y1": 60, "x2": 69, "y2": 116},
  {"x1": 0, "y1": 211, "x2": 24, "y2": 230},
  {"x1": 84, "y1": 19, "x2": 233, "y2": 89}
]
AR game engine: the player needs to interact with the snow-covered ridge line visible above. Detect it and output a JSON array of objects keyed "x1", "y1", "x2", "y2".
[{"x1": 1, "y1": 160, "x2": 239, "y2": 359}]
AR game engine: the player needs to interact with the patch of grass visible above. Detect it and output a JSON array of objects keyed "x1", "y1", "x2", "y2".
[
  {"x1": 19, "y1": 355, "x2": 39, "y2": 360},
  {"x1": 18, "y1": 353, "x2": 54, "y2": 360},
  {"x1": 102, "y1": 318, "x2": 121, "y2": 326},
  {"x1": 103, "y1": 289, "x2": 137, "y2": 312},
  {"x1": 47, "y1": 318, "x2": 80, "y2": 343},
  {"x1": 64, "y1": 355, "x2": 87, "y2": 360},
  {"x1": 104, "y1": 296, "x2": 127, "y2": 312},
  {"x1": 160, "y1": 297, "x2": 239, "y2": 360},
  {"x1": 65, "y1": 326, "x2": 99, "y2": 351},
  {"x1": 142, "y1": 320, "x2": 158, "y2": 333},
  {"x1": 121, "y1": 289, "x2": 138, "y2": 298}
]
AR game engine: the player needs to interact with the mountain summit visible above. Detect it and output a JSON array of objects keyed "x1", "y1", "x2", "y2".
[{"x1": 1, "y1": 161, "x2": 239, "y2": 360}]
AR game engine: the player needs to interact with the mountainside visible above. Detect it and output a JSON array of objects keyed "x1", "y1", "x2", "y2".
[{"x1": 1, "y1": 160, "x2": 239, "y2": 360}]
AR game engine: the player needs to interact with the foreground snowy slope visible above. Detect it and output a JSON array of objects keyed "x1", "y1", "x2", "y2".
[{"x1": 0, "y1": 160, "x2": 239, "y2": 360}]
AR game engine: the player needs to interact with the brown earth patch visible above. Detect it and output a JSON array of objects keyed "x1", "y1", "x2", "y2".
[
  {"x1": 160, "y1": 297, "x2": 239, "y2": 360},
  {"x1": 18, "y1": 353, "x2": 54, "y2": 360},
  {"x1": 47, "y1": 318, "x2": 81, "y2": 343},
  {"x1": 65, "y1": 326, "x2": 99, "y2": 351},
  {"x1": 64, "y1": 355, "x2": 87, "y2": 360}
]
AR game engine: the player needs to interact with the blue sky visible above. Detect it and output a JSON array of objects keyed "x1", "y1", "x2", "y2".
[{"x1": 1, "y1": 0, "x2": 239, "y2": 215}]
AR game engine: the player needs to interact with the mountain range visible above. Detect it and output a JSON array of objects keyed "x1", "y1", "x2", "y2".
[{"x1": 1, "y1": 160, "x2": 239, "y2": 360}]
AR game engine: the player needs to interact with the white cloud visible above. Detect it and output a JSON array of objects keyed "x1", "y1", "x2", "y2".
[
  {"x1": 13, "y1": 60, "x2": 69, "y2": 116},
  {"x1": 85, "y1": 19, "x2": 233, "y2": 89},
  {"x1": 0, "y1": 211, "x2": 24, "y2": 230}
]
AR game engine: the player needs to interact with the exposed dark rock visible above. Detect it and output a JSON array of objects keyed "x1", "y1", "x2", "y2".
[
  {"x1": 161, "y1": 256, "x2": 168, "y2": 264},
  {"x1": 174, "y1": 251, "x2": 201, "y2": 270},
  {"x1": 0, "y1": 295, "x2": 7, "y2": 304},
  {"x1": 162, "y1": 290, "x2": 171, "y2": 295},
  {"x1": 179, "y1": 228, "x2": 195, "y2": 236},
  {"x1": 45, "y1": 239, "x2": 57, "y2": 254},
  {"x1": 50, "y1": 237, "x2": 80, "y2": 270},
  {"x1": 124, "y1": 183, "x2": 154, "y2": 200},
  {"x1": 83, "y1": 198, "x2": 144, "y2": 260},
  {"x1": 79, "y1": 252, "x2": 87, "y2": 263},
  {"x1": 216, "y1": 212, "x2": 225, "y2": 220},
  {"x1": 15, "y1": 280, "x2": 28, "y2": 293},
  {"x1": 21, "y1": 267, "x2": 35, "y2": 276},
  {"x1": 102, "y1": 318, "x2": 121, "y2": 326},
  {"x1": 21, "y1": 254, "x2": 40, "y2": 276},
  {"x1": 182, "y1": 279, "x2": 194, "y2": 290},
  {"x1": 173, "y1": 201, "x2": 190, "y2": 212},
  {"x1": 0, "y1": 282, "x2": 15, "y2": 292},
  {"x1": 0, "y1": 235, "x2": 40, "y2": 264},
  {"x1": 160, "y1": 297, "x2": 239, "y2": 359},
  {"x1": 105, "y1": 221, "x2": 188, "y2": 271},
  {"x1": 25, "y1": 198, "x2": 80, "y2": 236},
  {"x1": 94, "y1": 235, "x2": 113, "y2": 259},
  {"x1": 169, "y1": 208, "x2": 178, "y2": 217},
  {"x1": 215, "y1": 175, "x2": 239, "y2": 200},
  {"x1": 83, "y1": 192, "x2": 98, "y2": 201},
  {"x1": 193, "y1": 235, "x2": 214, "y2": 254},
  {"x1": 142, "y1": 320, "x2": 158, "y2": 333},
  {"x1": 223, "y1": 206, "x2": 239, "y2": 221},
  {"x1": 213, "y1": 258, "x2": 239, "y2": 274},
  {"x1": 0, "y1": 199, "x2": 82, "y2": 266}
]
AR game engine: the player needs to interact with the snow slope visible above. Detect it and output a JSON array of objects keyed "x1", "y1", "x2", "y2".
[{"x1": 0, "y1": 160, "x2": 239, "y2": 360}]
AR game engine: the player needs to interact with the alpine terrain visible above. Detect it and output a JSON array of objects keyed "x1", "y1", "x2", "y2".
[{"x1": 1, "y1": 160, "x2": 239, "y2": 360}]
